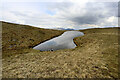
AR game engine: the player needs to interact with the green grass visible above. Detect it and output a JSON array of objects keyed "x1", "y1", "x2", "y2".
[{"x1": 2, "y1": 21, "x2": 119, "y2": 78}]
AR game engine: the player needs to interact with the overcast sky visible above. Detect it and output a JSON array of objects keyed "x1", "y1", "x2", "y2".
[{"x1": 1, "y1": 0, "x2": 119, "y2": 29}]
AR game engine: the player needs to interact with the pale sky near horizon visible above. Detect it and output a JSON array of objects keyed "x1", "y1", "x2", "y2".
[{"x1": 1, "y1": 0, "x2": 119, "y2": 29}]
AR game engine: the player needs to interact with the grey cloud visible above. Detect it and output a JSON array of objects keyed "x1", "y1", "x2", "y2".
[
  {"x1": 3, "y1": 1, "x2": 118, "y2": 29},
  {"x1": 70, "y1": 13, "x2": 105, "y2": 25},
  {"x1": 68, "y1": 2, "x2": 117, "y2": 25},
  {"x1": 118, "y1": 2, "x2": 120, "y2": 17},
  {"x1": 49, "y1": 2, "x2": 73, "y2": 10},
  {"x1": 11, "y1": 11, "x2": 29, "y2": 17},
  {"x1": 104, "y1": 2, "x2": 118, "y2": 17}
]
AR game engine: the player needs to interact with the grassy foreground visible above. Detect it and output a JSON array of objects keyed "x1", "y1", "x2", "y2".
[{"x1": 2, "y1": 21, "x2": 119, "y2": 78}]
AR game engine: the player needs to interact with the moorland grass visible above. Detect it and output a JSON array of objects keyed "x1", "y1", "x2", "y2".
[{"x1": 2, "y1": 21, "x2": 119, "y2": 78}]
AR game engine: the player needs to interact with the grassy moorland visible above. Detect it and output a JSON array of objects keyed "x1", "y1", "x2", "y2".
[{"x1": 2, "y1": 21, "x2": 119, "y2": 78}]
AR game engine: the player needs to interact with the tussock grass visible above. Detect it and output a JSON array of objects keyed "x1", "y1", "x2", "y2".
[
  {"x1": 2, "y1": 21, "x2": 64, "y2": 58},
  {"x1": 2, "y1": 21, "x2": 119, "y2": 78}
]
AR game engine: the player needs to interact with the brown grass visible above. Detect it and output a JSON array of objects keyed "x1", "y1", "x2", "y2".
[{"x1": 2, "y1": 21, "x2": 119, "y2": 78}]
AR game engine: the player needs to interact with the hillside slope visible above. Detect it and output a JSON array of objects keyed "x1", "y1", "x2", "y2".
[
  {"x1": 2, "y1": 21, "x2": 64, "y2": 58},
  {"x1": 2, "y1": 22, "x2": 119, "y2": 78}
]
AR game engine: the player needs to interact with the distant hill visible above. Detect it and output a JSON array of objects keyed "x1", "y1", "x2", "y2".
[
  {"x1": 2, "y1": 21, "x2": 119, "y2": 78},
  {"x1": 54, "y1": 28, "x2": 75, "y2": 30}
]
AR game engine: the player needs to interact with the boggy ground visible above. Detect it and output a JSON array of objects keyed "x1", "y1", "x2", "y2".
[{"x1": 2, "y1": 21, "x2": 120, "y2": 78}]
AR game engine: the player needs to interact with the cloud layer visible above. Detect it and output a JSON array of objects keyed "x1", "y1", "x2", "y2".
[{"x1": 1, "y1": 0, "x2": 118, "y2": 29}]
